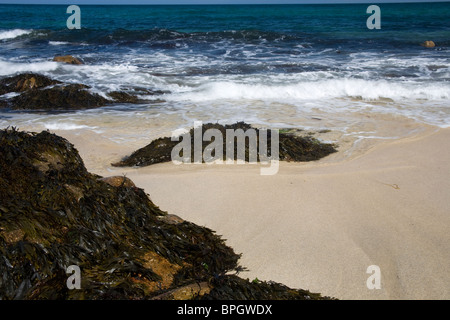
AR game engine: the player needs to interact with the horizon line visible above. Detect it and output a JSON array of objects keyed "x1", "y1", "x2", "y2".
[{"x1": 0, "y1": 1, "x2": 449, "y2": 4}]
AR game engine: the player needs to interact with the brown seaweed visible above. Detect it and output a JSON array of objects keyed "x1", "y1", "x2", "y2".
[
  {"x1": 112, "y1": 122, "x2": 337, "y2": 167},
  {"x1": 0, "y1": 127, "x2": 333, "y2": 300}
]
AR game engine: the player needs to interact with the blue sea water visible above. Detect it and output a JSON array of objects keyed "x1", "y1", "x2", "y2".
[{"x1": 0, "y1": 3, "x2": 449, "y2": 137}]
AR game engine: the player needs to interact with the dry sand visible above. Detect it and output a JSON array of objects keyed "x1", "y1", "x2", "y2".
[{"x1": 58, "y1": 126, "x2": 450, "y2": 300}]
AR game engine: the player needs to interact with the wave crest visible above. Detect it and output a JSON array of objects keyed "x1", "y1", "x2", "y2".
[
  {"x1": 170, "y1": 79, "x2": 450, "y2": 102},
  {"x1": 0, "y1": 29, "x2": 33, "y2": 41}
]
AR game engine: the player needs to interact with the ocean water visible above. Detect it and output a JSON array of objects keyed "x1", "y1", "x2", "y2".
[{"x1": 0, "y1": 3, "x2": 449, "y2": 148}]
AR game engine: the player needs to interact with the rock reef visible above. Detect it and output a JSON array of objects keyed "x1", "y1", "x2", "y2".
[{"x1": 0, "y1": 128, "x2": 333, "y2": 300}]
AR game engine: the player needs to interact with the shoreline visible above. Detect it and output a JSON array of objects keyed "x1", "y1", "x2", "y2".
[{"x1": 45, "y1": 123, "x2": 450, "y2": 300}]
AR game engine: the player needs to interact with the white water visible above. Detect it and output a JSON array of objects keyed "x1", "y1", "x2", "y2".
[{"x1": 0, "y1": 29, "x2": 32, "y2": 41}]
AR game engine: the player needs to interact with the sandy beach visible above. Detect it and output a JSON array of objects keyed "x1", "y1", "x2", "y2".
[{"x1": 50, "y1": 124, "x2": 449, "y2": 300}]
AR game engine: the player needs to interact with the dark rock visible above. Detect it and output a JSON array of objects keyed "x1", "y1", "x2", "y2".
[
  {"x1": 112, "y1": 122, "x2": 337, "y2": 167},
  {"x1": 199, "y1": 275, "x2": 334, "y2": 300},
  {"x1": 0, "y1": 73, "x2": 108, "y2": 110},
  {"x1": 0, "y1": 128, "x2": 333, "y2": 300},
  {"x1": 0, "y1": 73, "x2": 61, "y2": 95},
  {"x1": 0, "y1": 73, "x2": 165, "y2": 110},
  {"x1": 0, "y1": 128, "x2": 237, "y2": 299},
  {"x1": 133, "y1": 87, "x2": 170, "y2": 96},
  {"x1": 0, "y1": 73, "x2": 168, "y2": 110},
  {"x1": 2, "y1": 84, "x2": 109, "y2": 110},
  {"x1": 108, "y1": 91, "x2": 141, "y2": 104},
  {"x1": 107, "y1": 88, "x2": 168, "y2": 104},
  {"x1": 152, "y1": 281, "x2": 211, "y2": 300}
]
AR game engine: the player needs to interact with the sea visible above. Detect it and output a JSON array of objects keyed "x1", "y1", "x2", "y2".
[{"x1": 0, "y1": 3, "x2": 449, "y2": 155}]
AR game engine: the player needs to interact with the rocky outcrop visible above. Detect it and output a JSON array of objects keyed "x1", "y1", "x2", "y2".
[
  {"x1": 0, "y1": 73, "x2": 158, "y2": 110},
  {"x1": 0, "y1": 73, "x2": 61, "y2": 95},
  {"x1": 53, "y1": 55, "x2": 84, "y2": 65},
  {"x1": 107, "y1": 91, "x2": 141, "y2": 104},
  {"x1": 4, "y1": 83, "x2": 109, "y2": 110},
  {"x1": 0, "y1": 128, "x2": 333, "y2": 300},
  {"x1": 112, "y1": 122, "x2": 337, "y2": 167}
]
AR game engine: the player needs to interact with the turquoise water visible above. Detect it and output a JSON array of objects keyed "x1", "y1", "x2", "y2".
[{"x1": 0, "y1": 3, "x2": 449, "y2": 35}]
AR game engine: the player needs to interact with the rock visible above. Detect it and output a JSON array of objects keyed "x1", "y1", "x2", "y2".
[
  {"x1": 108, "y1": 91, "x2": 141, "y2": 104},
  {"x1": 421, "y1": 40, "x2": 435, "y2": 48},
  {"x1": 0, "y1": 73, "x2": 167, "y2": 110},
  {"x1": 0, "y1": 73, "x2": 107, "y2": 110},
  {"x1": 112, "y1": 122, "x2": 337, "y2": 167},
  {"x1": 53, "y1": 55, "x2": 84, "y2": 65},
  {"x1": 0, "y1": 128, "x2": 238, "y2": 299},
  {"x1": 152, "y1": 282, "x2": 211, "y2": 300},
  {"x1": 0, "y1": 73, "x2": 60, "y2": 95},
  {"x1": 199, "y1": 275, "x2": 335, "y2": 300},
  {"x1": 99, "y1": 176, "x2": 136, "y2": 188},
  {"x1": 0, "y1": 73, "x2": 160, "y2": 110},
  {"x1": 3, "y1": 83, "x2": 109, "y2": 110},
  {"x1": 0, "y1": 127, "x2": 333, "y2": 300},
  {"x1": 108, "y1": 89, "x2": 169, "y2": 104}
]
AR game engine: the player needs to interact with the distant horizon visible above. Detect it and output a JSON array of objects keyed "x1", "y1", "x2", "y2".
[{"x1": 0, "y1": 0, "x2": 449, "y2": 5}]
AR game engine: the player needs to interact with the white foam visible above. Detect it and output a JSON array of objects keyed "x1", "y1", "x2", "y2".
[
  {"x1": 49, "y1": 41, "x2": 69, "y2": 46},
  {"x1": 168, "y1": 78, "x2": 450, "y2": 102},
  {"x1": 44, "y1": 123, "x2": 93, "y2": 131},
  {"x1": 0, "y1": 59, "x2": 59, "y2": 76},
  {"x1": 0, "y1": 29, "x2": 32, "y2": 41},
  {"x1": 0, "y1": 92, "x2": 20, "y2": 99}
]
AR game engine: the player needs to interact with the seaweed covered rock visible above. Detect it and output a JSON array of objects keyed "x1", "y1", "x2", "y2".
[
  {"x1": 0, "y1": 73, "x2": 155, "y2": 110},
  {"x1": 107, "y1": 91, "x2": 142, "y2": 104},
  {"x1": 0, "y1": 73, "x2": 61, "y2": 95},
  {"x1": 0, "y1": 128, "x2": 332, "y2": 300},
  {"x1": 112, "y1": 122, "x2": 337, "y2": 167},
  {"x1": 199, "y1": 275, "x2": 331, "y2": 300},
  {"x1": 5, "y1": 83, "x2": 110, "y2": 110},
  {"x1": 0, "y1": 128, "x2": 238, "y2": 299}
]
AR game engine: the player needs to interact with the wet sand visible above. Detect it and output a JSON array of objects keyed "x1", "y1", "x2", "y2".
[{"x1": 51, "y1": 124, "x2": 450, "y2": 300}]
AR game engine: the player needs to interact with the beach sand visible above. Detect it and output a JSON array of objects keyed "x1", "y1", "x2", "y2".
[{"x1": 54, "y1": 125, "x2": 450, "y2": 300}]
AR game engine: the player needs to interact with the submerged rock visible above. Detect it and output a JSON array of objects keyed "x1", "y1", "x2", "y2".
[
  {"x1": 0, "y1": 128, "x2": 333, "y2": 300},
  {"x1": 112, "y1": 122, "x2": 337, "y2": 167},
  {"x1": 421, "y1": 40, "x2": 435, "y2": 48},
  {"x1": 53, "y1": 55, "x2": 84, "y2": 65}
]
